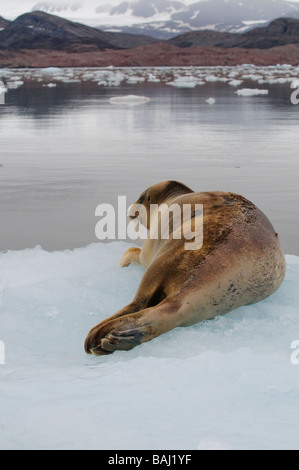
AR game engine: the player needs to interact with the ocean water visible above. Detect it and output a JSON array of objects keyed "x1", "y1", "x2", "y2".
[{"x1": 0, "y1": 66, "x2": 298, "y2": 254}]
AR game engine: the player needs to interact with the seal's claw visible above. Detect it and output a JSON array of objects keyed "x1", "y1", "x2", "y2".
[
  {"x1": 90, "y1": 346, "x2": 111, "y2": 356},
  {"x1": 101, "y1": 329, "x2": 145, "y2": 352}
]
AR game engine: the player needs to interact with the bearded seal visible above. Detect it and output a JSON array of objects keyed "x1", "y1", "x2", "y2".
[{"x1": 85, "y1": 181, "x2": 286, "y2": 355}]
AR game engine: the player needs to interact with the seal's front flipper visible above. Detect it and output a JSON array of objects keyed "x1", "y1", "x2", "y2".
[{"x1": 120, "y1": 247, "x2": 141, "y2": 268}]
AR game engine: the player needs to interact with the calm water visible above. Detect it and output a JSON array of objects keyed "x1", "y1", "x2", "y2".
[{"x1": 0, "y1": 68, "x2": 298, "y2": 254}]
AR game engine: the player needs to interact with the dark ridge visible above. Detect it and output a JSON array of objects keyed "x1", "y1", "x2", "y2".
[
  {"x1": 0, "y1": 10, "x2": 158, "y2": 51},
  {"x1": 0, "y1": 15, "x2": 10, "y2": 30},
  {"x1": 169, "y1": 17, "x2": 299, "y2": 49}
]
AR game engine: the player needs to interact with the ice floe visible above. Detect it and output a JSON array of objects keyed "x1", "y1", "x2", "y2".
[
  {"x1": 0, "y1": 80, "x2": 7, "y2": 93},
  {"x1": 0, "y1": 65, "x2": 297, "y2": 99},
  {"x1": 167, "y1": 80, "x2": 198, "y2": 88},
  {"x1": 229, "y1": 79, "x2": 243, "y2": 86},
  {"x1": 0, "y1": 243, "x2": 299, "y2": 450},
  {"x1": 236, "y1": 88, "x2": 269, "y2": 96},
  {"x1": 6, "y1": 80, "x2": 24, "y2": 89},
  {"x1": 109, "y1": 95, "x2": 151, "y2": 105}
]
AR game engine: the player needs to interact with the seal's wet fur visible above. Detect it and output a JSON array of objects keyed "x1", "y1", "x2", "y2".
[{"x1": 85, "y1": 181, "x2": 286, "y2": 355}]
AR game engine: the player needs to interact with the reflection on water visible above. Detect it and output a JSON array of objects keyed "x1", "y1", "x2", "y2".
[{"x1": 0, "y1": 73, "x2": 298, "y2": 254}]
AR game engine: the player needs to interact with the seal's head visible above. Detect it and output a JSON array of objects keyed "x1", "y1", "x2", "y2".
[{"x1": 129, "y1": 180, "x2": 193, "y2": 229}]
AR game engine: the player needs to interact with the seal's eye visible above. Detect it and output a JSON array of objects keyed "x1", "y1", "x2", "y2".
[{"x1": 148, "y1": 196, "x2": 151, "y2": 202}]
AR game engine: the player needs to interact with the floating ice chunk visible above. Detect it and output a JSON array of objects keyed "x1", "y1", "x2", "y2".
[
  {"x1": 228, "y1": 71, "x2": 239, "y2": 78},
  {"x1": 273, "y1": 78, "x2": 292, "y2": 84},
  {"x1": 291, "y1": 79, "x2": 299, "y2": 89},
  {"x1": 206, "y1": 97, "x2": 216, "y2": 105},
  {"x1": 60, "y1": 79, "x2": 81, "y2": 83},
  {"x1": 96, "y1": 71, "x2": 125, "y2": 87},
  {"x1": 43, "y1": 83, "x2": 57, "y2": 88},
  {"x1": 167, "y1": 81, "x2": 197, "y2": 88},
  {"x1": 107, "y1": 72, "x2": 125, "y2": 87},
  {"x1": 49, "y1": 75, "x2": 65, "y2": 82},
  {"x1": 41, "y1": 67, "x2": 63, "y2": 75},
  {"x1": 6, "y1": 81, "x2": 24, "y2": 89},
  {"x1": 109, "y1": 95, "x2": 151, "y2": 105},
  {"x1": 167, "y1": 76, "x2": 196, "y2": 87},
  {"x1": 82, "y1": 73, "x2": 95, "y2": 81},
  {"x1": 97, "y1": 80, "x2": 108, "y2": 86},
  {"x1": 204, "y1": 75, "x2": 228, "y2": 83},
  {"x1": 126, "y1": 76, "x2": 145, "y2": 84},
  {"x1": 236, "y1": 88, "x2": 269, "y2": 96},
  {"x1": 9, "y1": 75, "x2": 23, "y2": 81},
  {"x1": 0, "y1": 80, "x2": 7, "y2": 93},
  {"x1": 148, "y1": 77, "x2": 160, "y2": 83},
  {"x1": 205, "y1": 75, "x2": 219, "y2": 82},
  {"x1": 166, "y1": 75, "x2": 204, "y2": 88},
  {"x1": 241, "y1": 74, "x2": 263, "y2": 81},
  {"x1": 229, "y1": 80, "x2": 243, "y2": 87},
  {"x1": 147, "y1": 73, "x2": 160, "y2": 83},
  {"x1": 0, "y1": 69, "x2": 12, "y2": 79}
]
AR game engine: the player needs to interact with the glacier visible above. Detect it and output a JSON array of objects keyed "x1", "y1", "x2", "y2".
[{"x1": 0, "y1": 242, "x2": 299, "y2": 450}]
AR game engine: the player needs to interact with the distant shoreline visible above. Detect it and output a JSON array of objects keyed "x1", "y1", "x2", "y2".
[{"x1": 1, "y1": 43, "x2": 299, "y2": 68}]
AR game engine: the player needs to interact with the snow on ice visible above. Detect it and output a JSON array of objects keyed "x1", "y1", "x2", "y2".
[{"x1": 0, "y1": 242, "x2": 299, "y2": 450}]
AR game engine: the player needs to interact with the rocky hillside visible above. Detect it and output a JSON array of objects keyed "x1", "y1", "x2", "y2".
[
  {"x1": 1, "y1": 10, "x2": 299, "y2": 68},
  {"x1": 0, "y1": 11, "x2": 158, "y2": 51},
  {"x1": 169, "y1": 17, "x2": 299, "y2": 49},
  {"x1": 0, "y1": 15, "x2": 10, "y2": 30},
  {"x1": 1, "y1": 42, "x2": 299, "y2": 68}
]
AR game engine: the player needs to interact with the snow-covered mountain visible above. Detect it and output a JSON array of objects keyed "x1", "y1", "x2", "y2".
[
  {"x1": 1, "y1": 0, "x2": 299, "y2": 38},
  {"x1": 101, "y1": 0, "x2": 299, "y2": 38}
]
